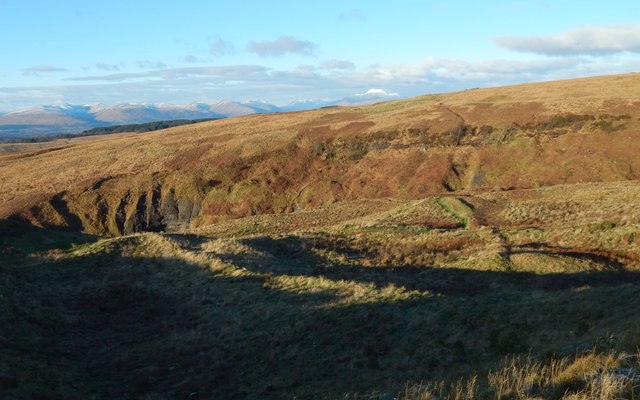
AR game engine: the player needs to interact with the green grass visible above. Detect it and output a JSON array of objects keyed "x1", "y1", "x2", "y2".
[
  {"x1": 341, "y1": 223, "x2": 433, "y2": 235},
  {"x1": 435, "y1": 197, "x2": 474, "y2": 228}
]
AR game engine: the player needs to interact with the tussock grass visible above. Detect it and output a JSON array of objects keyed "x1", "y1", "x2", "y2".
[
  {"x1": 3, "y1": 197, "x2": 640, "y2": 399},
  {"x1": 376, "y1": 350, "x2": 640, "y2": 400}
]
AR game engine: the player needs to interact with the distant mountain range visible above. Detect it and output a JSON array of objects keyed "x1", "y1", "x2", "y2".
[{"x1": 0, "y1": 89, "x2": 400, "y2": 140}]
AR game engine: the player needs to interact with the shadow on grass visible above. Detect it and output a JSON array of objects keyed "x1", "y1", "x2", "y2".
[
  {"x1": 221, "y1": 235, "x2": 640, "y2": 297},
  {"x1": 2, "y1": 227, "x2": 640, "y2": 399},
  {"x1": 0, "y1": 219, "x2": 96, "y2": 265}
]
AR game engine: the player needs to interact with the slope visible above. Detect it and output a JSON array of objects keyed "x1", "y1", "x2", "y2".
[
  {"x1": 2, "y1": 179, "x2": 640, "y2": 398},
  {"x1": 0, "y1": 73, "x2": 639, "y2": 236}
]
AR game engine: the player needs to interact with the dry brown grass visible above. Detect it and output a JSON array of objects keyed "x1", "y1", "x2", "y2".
[
  {"x1": 394, "y1": 350, "x2": 640, "y2": 400},
  {"x1": 3, "y1": 209, "x2": 640, "y2": 398},
  {"x1": 1, "y1": 73, "x2": 640, "y2": 234}
]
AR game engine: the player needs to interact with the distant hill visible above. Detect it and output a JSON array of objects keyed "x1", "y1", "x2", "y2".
[
  {"x1": 6, "y1": 118, "x2": 221, "y2": 143},
  {"x1": 0, "y1": 102, "x2": 256, "y2": 140},
  {"x1": 0, "y1": 89, "x2": 404, "y2": 140}
]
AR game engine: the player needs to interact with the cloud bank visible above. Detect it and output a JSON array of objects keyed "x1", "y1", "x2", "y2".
[
  {"x1": 3, "y1": 53, "x2": 636, "y2": 112},
  {"x1": 494, "y1": 24, "x2": 640, "y2": 56}
]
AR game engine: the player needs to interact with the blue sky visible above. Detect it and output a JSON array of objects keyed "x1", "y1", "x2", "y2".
[{"x1": 1, "y1": 0, "x2": 640, "y2": 112}]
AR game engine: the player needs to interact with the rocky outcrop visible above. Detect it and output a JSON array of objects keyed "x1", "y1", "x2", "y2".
[
  {"x1": 10, "y1": 183, "x2": 204, "y2": 236},
  {"x1": 157, "y1": 189, "x2": 201, "y2": 233}
]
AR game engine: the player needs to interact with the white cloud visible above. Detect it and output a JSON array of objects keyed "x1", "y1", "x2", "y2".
[
  {"x1": 350, "y1": 57, "x2": 584, "y2": 86},
  {"x1": 182, "y1": 55, "x2": 209, "y2": 64},
  {"x1": 3, "y1": 55, "x2": 640, "y2": 112},
  {"x1": 182, "y1": 55, "x2": 200, "y2": 63},
  {"x1": 248, "y1": 36, "x2": 316, "y2": 57},
  {"x1": 91, "y1": 57, "x2": 591, "y2": 89},
  {"x1": 210, "y1": 37, "x2": 234, "y2": 56},
  {"x1": 23, "y1": 65, "x2": 68, "y2": 76},
  {"x1": 494, "y1": 24, "x2": 640, "y2": 56},
  {"x1": 137, "y1": 60, "x2": 168, "y2": 69},
  {"x1": 322, "y1": 59, "x2": 355, "y2": 70},
  {"x1": 66, "y1": 65, "x2": 269, "y2": 82},
  {"x1": 67, "y1": 72, "x2": 148, "y2": 82},
  {"x1": 95, "y1": 63, "x2": 119, "y2": 71}
]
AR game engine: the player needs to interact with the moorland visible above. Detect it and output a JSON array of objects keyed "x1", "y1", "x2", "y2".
[{"x1": 1, "y1": 73, "x2": 640, "y2": 399}]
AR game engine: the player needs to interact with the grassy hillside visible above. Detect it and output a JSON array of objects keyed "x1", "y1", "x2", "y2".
[
  {"x1": 1, "y1": 73, "x2": 640, "y2": 399},
  {"x1": 1, "y1": 73, "x2": 639, "y2": 235}
]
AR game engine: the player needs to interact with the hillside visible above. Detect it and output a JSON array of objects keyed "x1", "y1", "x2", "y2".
[
  {"x1": 1, "y1": 73, "x2": 639, "y2": 235},
  {"x1": 2, "y1": 182, "x2": 640, "y2": 399},
  {"x1": 2, "y1": 73, "x2": 640, "y2": 399}
]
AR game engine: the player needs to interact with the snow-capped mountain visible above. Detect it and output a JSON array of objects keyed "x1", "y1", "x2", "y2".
[
  {"x1": 240, "y1": 100, "x2": 282, "y2": 113},
  {"x1": 281, "y1": 89, "x2": 401, "y2": 111},
  {"x1": 333, "y1": 89, "x2": 400, "y2": 106},
  {"x1": 0, "y1": 105, "x2": 96, "y2": 127},
  {"x1": 0, "y1": 89, "x2": 403, "y2": 140},
  {"x1": 0, "y1": 101, "x2": 275, "y2": 139},
  {"x1": 282, "y1": 99, "x2": 332, "y2": 112}
]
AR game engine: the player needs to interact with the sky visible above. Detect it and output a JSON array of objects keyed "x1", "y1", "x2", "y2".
[{"x1": 1, "y1": 0, "x2": 640, "y2": 112}]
